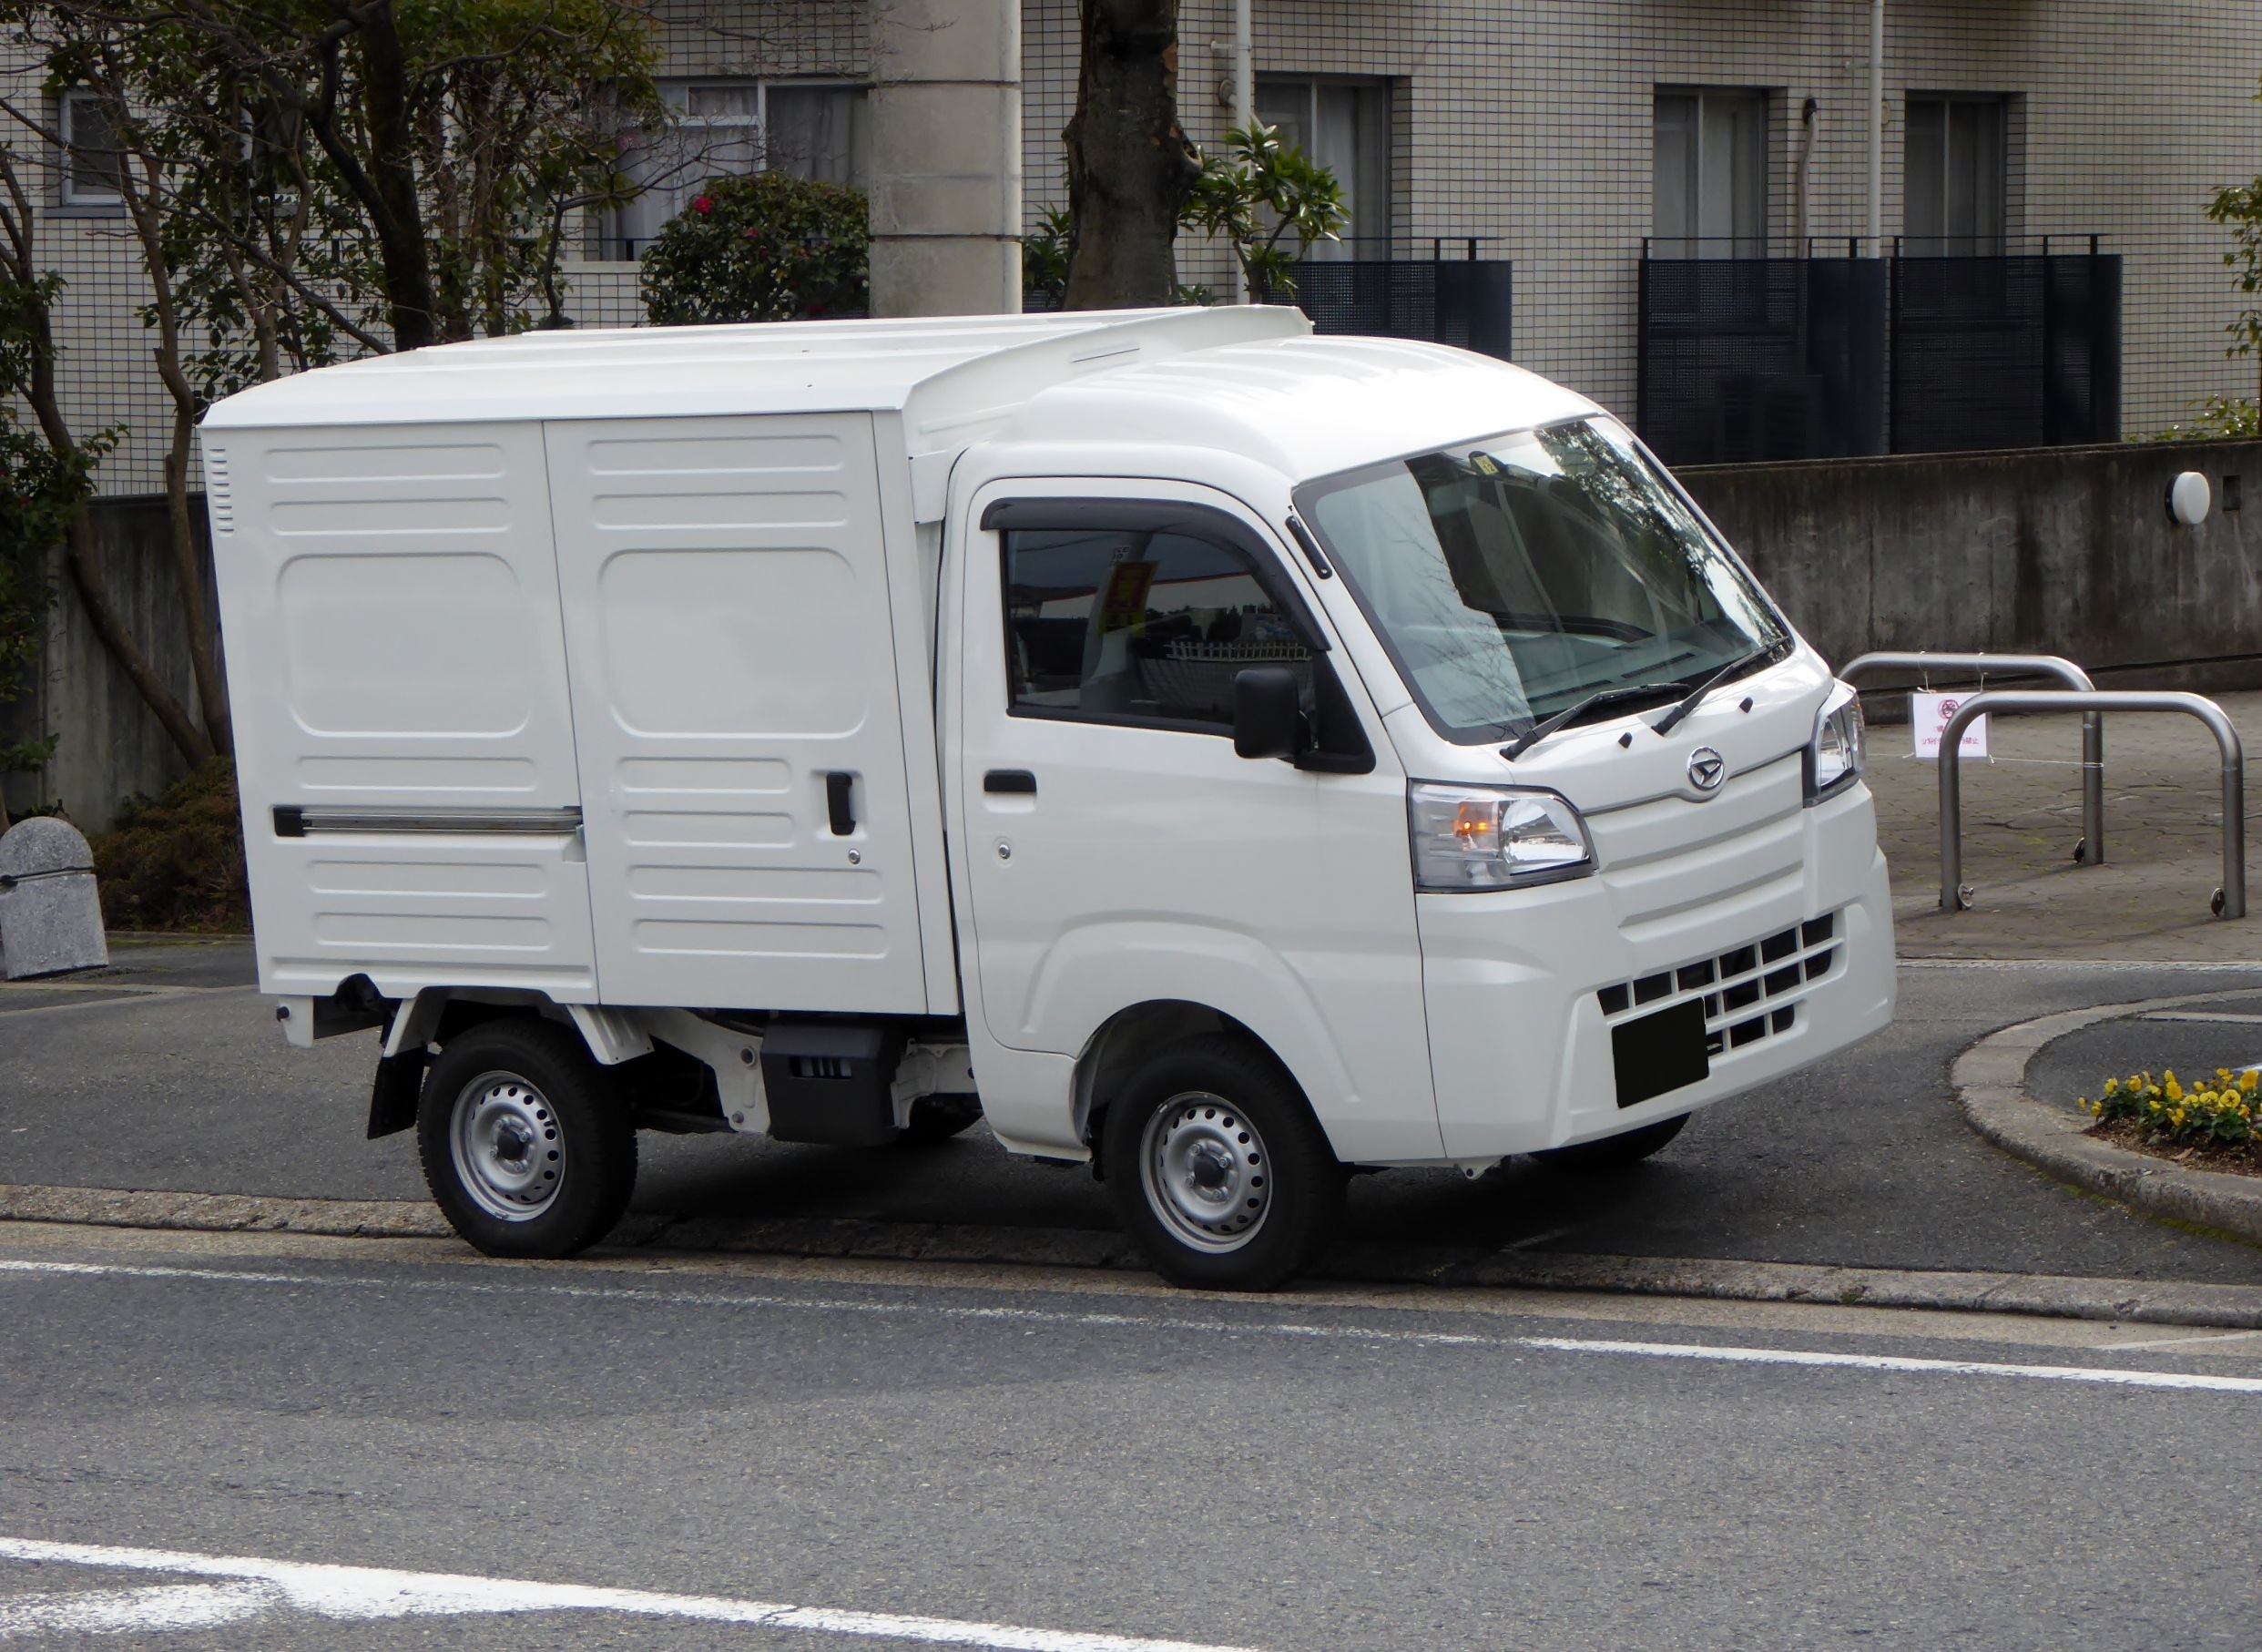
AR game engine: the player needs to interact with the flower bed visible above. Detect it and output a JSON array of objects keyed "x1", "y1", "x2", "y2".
[{"x1": 2079, "y1": 1067, "x2": 2262, "y2": 1177}]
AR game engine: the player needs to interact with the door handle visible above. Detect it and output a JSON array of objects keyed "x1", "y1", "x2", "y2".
[
  {"x1": 825, "y1": 771, "x2": 856, "y2": 835},
  {"x1": 983, "y1": 770, "x2": 1037, "y2": 796}
]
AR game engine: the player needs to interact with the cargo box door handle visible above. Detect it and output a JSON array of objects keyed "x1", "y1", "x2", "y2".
[
  {"x1": 983, "y1": 770, "x2": 1036, "y2": 796},
  {"x1": 825, "y1": 771, "x2": 856, "y2": 836}
]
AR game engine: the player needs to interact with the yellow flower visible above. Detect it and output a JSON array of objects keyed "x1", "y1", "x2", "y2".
[
  {"x1": 2170, "y1": 1108, "x2": 2187, "y2": 1127},
  {"x1": 2104, "y1": 1078, "x2": 2121, "y2": 1097},
  {"x1": 2244, "y1": 1070, "x2": 2258, "y2": 1095},
  {"x1": 2166, "y1": 1075, "x2": 2185, "y2": 1103}
]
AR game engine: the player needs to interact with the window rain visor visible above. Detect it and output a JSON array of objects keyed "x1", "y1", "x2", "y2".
[{"x1": 1296, "y1": 417, "x2": 1789, "y2": 744}]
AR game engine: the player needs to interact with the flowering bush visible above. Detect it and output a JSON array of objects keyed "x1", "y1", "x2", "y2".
[
  {"x1": 2081, "y1": 1066, "x2": 2261, "y2": 1147},
  {"x1": 640, "y1": 171, "x2": 868, "y2": 326}
]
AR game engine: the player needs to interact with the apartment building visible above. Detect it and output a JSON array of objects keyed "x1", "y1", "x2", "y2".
[{"x1": 12, "y1": 0, "x2": 2262, "y2": 492}]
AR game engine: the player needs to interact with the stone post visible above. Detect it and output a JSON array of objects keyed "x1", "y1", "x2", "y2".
[{"x1": 868, "y1": 0, "x2": 1024, "y2": 317}]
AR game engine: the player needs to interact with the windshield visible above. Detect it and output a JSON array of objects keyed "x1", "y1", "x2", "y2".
[{"x1": 1296, "y1": 417, "x2": 1788, "y2": 743}]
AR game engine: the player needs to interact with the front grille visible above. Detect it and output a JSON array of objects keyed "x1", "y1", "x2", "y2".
[{"x1": 1596, "y1": 911, "x2": 1841, "y2": 1057}]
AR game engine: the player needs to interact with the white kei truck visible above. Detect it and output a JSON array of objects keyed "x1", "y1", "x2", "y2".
[{"x1": 202, "y1": 305, "x2": 1894, "y2": 1290}]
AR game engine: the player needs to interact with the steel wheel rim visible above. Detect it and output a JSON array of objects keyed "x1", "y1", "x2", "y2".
[
  {"x1": 1139, "y1": 1090, "x2": 1271, "y2": 1254},
  {"x1": 450, "y1": 1069, "x2": 566, "y2": 1221}
]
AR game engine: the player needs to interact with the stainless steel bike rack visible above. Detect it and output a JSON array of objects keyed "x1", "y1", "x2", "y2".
[
  {"x1": 1840, "y1": 651, "x2": 2105, "y2": 866},
  {"x1": 1937, "y1": 690, "x2": 2246, "y2": 921}
]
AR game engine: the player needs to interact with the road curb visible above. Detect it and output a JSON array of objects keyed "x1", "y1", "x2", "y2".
[
  {"x1": 13, "y1": 1181, "x2": 2262, "y2": 1328},
  {"x1": 1952, "y1": 987, "x2": 2262, "y2": 1248}
]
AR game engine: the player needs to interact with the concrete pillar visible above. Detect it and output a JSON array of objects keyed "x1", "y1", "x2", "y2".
[{"x1": 868, "y1": 0, "x2": 1024, "y2": 317}]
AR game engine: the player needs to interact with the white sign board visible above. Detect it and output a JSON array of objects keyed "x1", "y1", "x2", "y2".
[{"x1": 1911, "y1": 691, "x2": 1989, "y2": 760}]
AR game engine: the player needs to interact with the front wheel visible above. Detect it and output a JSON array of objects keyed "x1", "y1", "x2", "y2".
[
  {"x1": 415, "y1": 1017, "x2": 637, "y2": 1259},
  {"x1": 1533, "y1": 1113, "x2": 1687, "y2": 1172},
  {"x1": 1101, "y1": 1035, "x2": 1343, "y2": 1292}
]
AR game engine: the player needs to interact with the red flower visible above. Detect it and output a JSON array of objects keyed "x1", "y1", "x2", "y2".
[{"x1": 692, "y1": 195, "x2": 714, "y2": 217}]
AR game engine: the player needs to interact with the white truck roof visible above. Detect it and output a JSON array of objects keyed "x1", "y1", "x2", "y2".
[{"x1": 202, "y1": 306, "x2": 1601, "y2": 486}]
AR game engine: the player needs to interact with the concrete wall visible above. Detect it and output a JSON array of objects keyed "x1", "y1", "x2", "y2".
[
  {"x1": 0, "y1": 495, "x2": 218, "y2": 831},
  {"x1": 1681, "y1": 437, "x2": 2262, "y2": 699}
]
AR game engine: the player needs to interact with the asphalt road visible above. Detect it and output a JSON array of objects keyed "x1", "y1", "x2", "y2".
[
  {"x1": 7, "y1": 944, "x2": 2262, "y2": 1283},
  {"x1": 3, "y1": 1225, "x2": 2261, "y2": 1650}
]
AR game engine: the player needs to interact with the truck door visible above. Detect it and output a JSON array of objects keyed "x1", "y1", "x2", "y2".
[
  {"x1": 950, "y1": 482, "x2": 1442, "y2": 1163},
  {"x1": 545, "y1": 415, "x2": 929, "y2": 1014}
]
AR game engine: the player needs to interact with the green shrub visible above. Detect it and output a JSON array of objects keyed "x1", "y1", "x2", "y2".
[
  {"x1": 91, "y1": 758, "x2": 250, "y2": 933},
  {"x1": 2082, "y1": 1066, "x2": 2260, "y2": 1147},
  {"x1": 640, "y1": 172, "x2": 869, "y2": 326}
]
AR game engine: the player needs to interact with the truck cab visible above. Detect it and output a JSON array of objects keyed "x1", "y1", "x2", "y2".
[{"x1": 203, "y1": 306, "x2": 1892, "y2": 1290}]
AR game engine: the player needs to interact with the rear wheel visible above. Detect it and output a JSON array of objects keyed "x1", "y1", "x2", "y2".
[
  {"x1": 1533, "y1": 1113, "x2": 1687, "y2": 1171},
  {"x1": 1101, "y1": 1035, "x2": 1342, "y2": 1292},
  {"x1": 415, "y1": 1017, "x2": 637, "y2": 1259}
]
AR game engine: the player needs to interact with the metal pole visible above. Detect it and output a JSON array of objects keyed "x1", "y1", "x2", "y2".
[
  {"x1": 1840, "y1": 650, "x2": 2104, "y2": 863},
  {"x1": 1226, "y1": 0, "x2": 1253, "y2": 304},
  {"x1": 1935, "y1": 690, "x2": 2246, "y2": 921},
  {"x1": 2082, "y1": 709, "x2": 2104, "y2": 865},
  {"x1": 1869, "y1": 0, "x2": 1885, "y2": 257}
]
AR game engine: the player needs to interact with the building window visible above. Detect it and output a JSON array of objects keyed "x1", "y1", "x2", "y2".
[
  {"x1": 1904, "y1": 96, "x2": 2006, "y2": 255},
  {"x1": 1653, "y1": 88, "x2": 1768, "y2": 259},
  {"x1": 606, "y1": 79, "x2": 870, "y2": 257},
  {"x1": 57, "y1": 89, "x2": 124, "y2": 207},
  {"x1": 1253, "y1": 76, "x2": 1391, "y2": 257}
]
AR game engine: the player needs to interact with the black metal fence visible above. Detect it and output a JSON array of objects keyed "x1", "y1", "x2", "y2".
[
  {"x1": 1637, "y1": 254, "x2": 1888, "y2": 466},
  {"x1": 1638, "y1": 240, "x2": 2122, "y2": 464},
  {"x1": 1257, "y1": 242, "x2": 1513, "y2": 360},
  {"x1": 1889, "y1": 244, "x2": 2123, "y2": 453}
]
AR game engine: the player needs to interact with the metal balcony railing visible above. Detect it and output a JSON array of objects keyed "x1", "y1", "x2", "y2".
[
  {"x1": 1636, "y1": 235, "x2": 2122, "y2": 464},
  {"x1": 1254, "y1": 239, "x2": 1513, "y2": 362}
]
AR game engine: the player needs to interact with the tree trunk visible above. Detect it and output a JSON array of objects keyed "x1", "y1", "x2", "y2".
[
  {"x1": 1062, "y1": 0, "x2": 1199, "y2": 310},
  {"x1": 10, "y1": 257, "x2": 215, "y2": 770}
]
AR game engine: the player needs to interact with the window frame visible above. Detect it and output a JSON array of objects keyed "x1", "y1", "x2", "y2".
[
  {"x1": 601, "y1": 76, "x2": 871, "y2": 259},
  {"x1": 1250, "y1": 73, "x2": 1393, "y2": 257},
  {"x1": 1652, "y1": 86, "x2": 1769, "y2": 260},
  {"x1": 1902, "y1": 92, "x2": 2009, "y2": 256},
  {"x1": 56, "y1": 87, "x2": 125, "y2": 209},
  {"x1": 981, "y1": 497, "x2": 1330, "y2": 739}
]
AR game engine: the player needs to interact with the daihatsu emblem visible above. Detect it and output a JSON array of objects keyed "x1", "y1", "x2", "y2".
[{"x1": 1687, "y1": 747, "x2": 1727, "y2": 793}]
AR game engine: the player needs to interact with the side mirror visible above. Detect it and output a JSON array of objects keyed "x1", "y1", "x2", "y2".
[{"x1": 1232, "y1": 666, "x2": 1304, "y2": 760}]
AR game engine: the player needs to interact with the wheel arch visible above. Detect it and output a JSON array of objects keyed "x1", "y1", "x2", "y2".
[
  {"x1": 1074, "y1": 999, "x2": 1315, "y2": 1176},
  {"x1": 381, "y1": 989, "x2": 650, "y2": 1066}
]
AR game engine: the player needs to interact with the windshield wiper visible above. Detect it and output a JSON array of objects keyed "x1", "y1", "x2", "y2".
[
  {"x1": 1649, "y1": 639, "x2": 1790, "y2": 737},
  {"x1": 1501, "y1": 682, "x2": 1686, "y2": 761}
]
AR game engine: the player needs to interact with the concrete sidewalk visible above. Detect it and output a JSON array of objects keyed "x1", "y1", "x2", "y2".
[{"x1": 1871, "y1": 687, "x2": 2262, "y2": 963}]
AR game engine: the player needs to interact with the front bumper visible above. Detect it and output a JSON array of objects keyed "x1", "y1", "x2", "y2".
[{"x1": 1410, "y1": 781, "x2": 1895, "y2": 1161}]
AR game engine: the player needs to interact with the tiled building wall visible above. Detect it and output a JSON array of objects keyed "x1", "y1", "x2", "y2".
[{"x1": 15, "y1": 2, "x2": 2262, "y2": 495}]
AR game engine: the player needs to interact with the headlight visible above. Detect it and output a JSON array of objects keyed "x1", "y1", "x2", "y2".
[
  {"x1": 1408, "y1": 781, "x2": 1595, "y2": 891},
  {"x1": 1806, "y1": 682, "x2": 1867, "y2": 803}
]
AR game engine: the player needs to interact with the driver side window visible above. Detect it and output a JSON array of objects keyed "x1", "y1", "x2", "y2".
[{"x1": 1001, "y1": 526, "x2": 1315, "y2": 731}]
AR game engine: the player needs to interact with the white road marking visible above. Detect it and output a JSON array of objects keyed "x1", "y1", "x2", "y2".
[
  {"x1": 1523, "y1": 1335, "x2": 2262, "y2": 1392},
  {"x1": 0, "y1": 1580, "x2": 275, "y2": 1637},
  {"x1": 0, "y1": 1538, "x2": 1255, "y2": 1651},
  {"x1": 2137, "y1": 1010, "x2": 2262, "y2": 1025},
  {"x1": 6, "y1": 1256, "x2": 2262, "y2": 1394}
]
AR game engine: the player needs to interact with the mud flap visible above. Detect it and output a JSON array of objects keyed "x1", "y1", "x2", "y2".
[{"x1": 368, "y1": 1049, "x2": 430, "y2": 1139}]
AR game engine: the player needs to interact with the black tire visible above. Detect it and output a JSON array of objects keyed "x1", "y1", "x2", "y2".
[
  {"x1": 415, "y1": 1017, "x2": 637, "y2": 1259},
  {"x1": 898, "y1": 1095, "x2": 983, "y2": 1144},
  {"x1": 1533, "y1": 1113, "x2": 1688, "y2": 1172},
  {"x1": 1099, "y1": 1035, "x2": 1343, "y2": 1292}
]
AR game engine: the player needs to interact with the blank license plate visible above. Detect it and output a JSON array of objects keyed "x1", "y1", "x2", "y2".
[{"x1": 1611, "y1": 999, "x2": 1710, "y2": 1108}]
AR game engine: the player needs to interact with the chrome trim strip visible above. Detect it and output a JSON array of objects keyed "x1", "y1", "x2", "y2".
[{"x1": 273, "y1": 805, "x2": 582, "y2": 838}]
